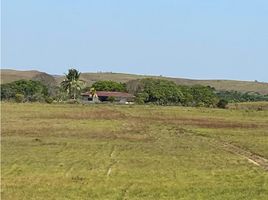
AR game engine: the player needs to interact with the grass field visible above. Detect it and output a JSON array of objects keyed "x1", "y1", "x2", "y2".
[
  {"x1": 1, "y1": 103, "x2": 268, "y2": 199},
  {"x1": 228, "y1": 101, "x2": 268, "y2": 111}
]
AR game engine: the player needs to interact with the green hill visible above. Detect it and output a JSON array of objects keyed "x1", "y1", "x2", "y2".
[{"x1": 1, "y1": 69, "x2": 268, "y2": 94}]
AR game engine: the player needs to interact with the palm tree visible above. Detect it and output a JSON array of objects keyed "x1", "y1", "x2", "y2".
[{"x1": 61, "y1": 68, "x2": 84, "y2": 100}]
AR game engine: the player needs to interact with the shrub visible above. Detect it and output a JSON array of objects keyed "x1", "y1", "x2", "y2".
[
  {"x1": 15, "y1": 93, "x2": 24, "y2": 103},
  {"x1": 217, "y1": 99, "x2": 228, "y2": 109},
  {"x1": 45, "y1": 97, "x2": 54, "y2": 104},
  {"x1": 107, "y1": 96, "x2": 116, "y2": 102}
]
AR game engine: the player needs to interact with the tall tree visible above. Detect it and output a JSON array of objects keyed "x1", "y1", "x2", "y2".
[{"x1": 61, "y1": 68, "x2": 84, "y2": 100}]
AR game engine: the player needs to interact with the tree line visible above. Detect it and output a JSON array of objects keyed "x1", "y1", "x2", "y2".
[{"x1": 1, "y1": 68, "x2": 268, "y2": 108}]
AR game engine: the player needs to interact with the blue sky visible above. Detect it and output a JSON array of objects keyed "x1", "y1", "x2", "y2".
[{"x1": 2, "y1": 0, "x2": 268, "y2": 81}]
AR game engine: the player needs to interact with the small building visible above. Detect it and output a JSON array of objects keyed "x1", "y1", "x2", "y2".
[{"x1": 81, "y1": 91, "x2": 135, "y2": 104}]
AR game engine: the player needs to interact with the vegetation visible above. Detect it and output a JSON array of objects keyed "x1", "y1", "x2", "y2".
[
  {"x1": 91, "y1": 80, "x2": 126, "y2": 92},
  {"x1": 2, "y1": 69, "x2": 268, "y2": 95},
  {"x1": 130, "y1": 79, "x2": 219, "y2": 107},
  {"x1": 1, "y1": 80, "x2": 49, "y2": 102},
  {"x1": 133, "y1": 79, "x2": 183, "y2": 105},
  {"x1": 61, "y1": 69, "x2": 84, "y2": 100},
  {"x1": 189, "y1": 85, "x2": 218, "y2": 107},
  {"x1": 216, "y1": 90, "x2": 268, "y2": 103},
  {"x1": 107, "y1": 96, "x2": 116, "y2": 102},
  {"x1": 1, "y1": 69, "x2": 267, "y2": 108},
  {"x1": 228, "y1": 101, "x2": 268, "y2": 111},
  {"x1": 1, "y1": 103, "x2": 268, "y2": 199},
  {"x1": 14, "y1": 93, "x2": 24, "y2": 103},
  {"x1": 217, "y1": 99, "x2": 229, "y2": 109}
]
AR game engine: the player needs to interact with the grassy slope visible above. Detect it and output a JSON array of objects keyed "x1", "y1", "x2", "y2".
[
  {"x1": 1, "y1": 69, "x2": 268, "y2": 94},
  {"x1": 0, "y1": 69, "x2": 57, "y2": 86},
  {"x1": 77, "y1": 73, "x2": 268, "y2": 94},
  {"x1": 1, "y1": 103, "x2": 268, "y2": 200},
  {"x1": 0, "y1": 69, "x2": 42, "y2": 84}
]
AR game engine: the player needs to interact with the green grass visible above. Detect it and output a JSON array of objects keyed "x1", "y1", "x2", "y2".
[{"x1": 1, "y1": 103, "x2": 268, "y2": 199}]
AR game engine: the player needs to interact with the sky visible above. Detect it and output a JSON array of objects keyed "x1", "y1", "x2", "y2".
[{"x1": 1, "y1": 0, "x2": 268, "y2": 81}]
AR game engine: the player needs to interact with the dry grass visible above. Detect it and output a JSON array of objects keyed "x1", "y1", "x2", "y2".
[{"x1": 228, "y1": 101, "x2": 268, "y2": 111}]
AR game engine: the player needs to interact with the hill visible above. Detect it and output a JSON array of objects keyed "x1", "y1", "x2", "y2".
[
  {"x1": 1, "y1": 69, "x2": 57, "y2": 87},
  {"x1": 1, "y1": 69, "x2": 268, "y2": 94},
  {"x1": 59, "y1": 72, "x2": 268, "y2": 95}
]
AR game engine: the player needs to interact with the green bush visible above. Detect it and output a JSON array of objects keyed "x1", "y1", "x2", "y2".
[
  {"x1": 217, "y1": 99, "x2": 228, "y2": 109},
  {"x1": 45, "y1": 97, "x2": 54, "y2": 104},
  {"x1": 15, "y1": 93, "x2": 24, "y2": 103},
  {"x1": 107, "y1": 96, "x2": 116, "y2": 102},
  {"x1": 1, "y1": 80, "x2": 48, "y2": 102}
]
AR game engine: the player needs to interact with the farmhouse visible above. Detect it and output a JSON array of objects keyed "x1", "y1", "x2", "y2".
[{"x1": 81, "y1": 91, "x2": 135, "y2": 104}]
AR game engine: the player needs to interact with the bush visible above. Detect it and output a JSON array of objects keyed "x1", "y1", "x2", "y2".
[
  {"x1": 134, "y1": 93, "x2": 148, "y2": 104},
  {"x1": 15, "y1": 93, "x2": 24, "y2": 103},
  {"x1": 107, "y1": 96, "x2": 116, "y2": 102},
  {"x1": 45, "y1": 97, "x2": 54, "y2": 104},
  {"x1": 217, "y1": 99, "x2": 228, "y2": 109},
  {"x1": 216, "y1": 91, "x2": 268, "y2": 103}
]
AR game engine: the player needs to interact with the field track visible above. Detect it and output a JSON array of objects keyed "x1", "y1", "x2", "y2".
[
  {"x1": 184, "y1": 128, "x2": 268, "y2": 171},
  {"x1": 2, "y1": 103, "x2": 268, "y2": 200}
]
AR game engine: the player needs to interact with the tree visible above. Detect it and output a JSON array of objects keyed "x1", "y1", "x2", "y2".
[
  {"x1": 190, "y1": 85, "x2": 218, "y2": 107},
  {"x1": 132, "y1": 79, "x2": 184, "y2": 105},
  {"x1": 61, "y1": 68, "x2": 84, "y2": 100},
  {"x1": 91, "y1": 80, "x2": 126, "y2": 92},
  {"x1": 1, "y1": 80, "x2": 48, "y2": 102}
]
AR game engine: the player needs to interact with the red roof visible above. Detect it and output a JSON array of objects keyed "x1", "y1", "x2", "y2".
[{"x1": 81, "y1": 91, "x2": 134, "y2": 98}]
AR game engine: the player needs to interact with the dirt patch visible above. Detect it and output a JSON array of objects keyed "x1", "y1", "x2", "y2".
[{"x1": 219, "y1": 141, "x2": 268, "y2": 171}]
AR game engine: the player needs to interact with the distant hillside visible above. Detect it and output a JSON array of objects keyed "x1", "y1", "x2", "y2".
[
  {"x1": 59, "y1": 72, "x2": 268, "y2": 95},
  {"x1": 1, "y1": 69, "x2": 57, "y2": 87},
  {"x1": 1, "y1": 69, "x2": 268, "y2": 94}
]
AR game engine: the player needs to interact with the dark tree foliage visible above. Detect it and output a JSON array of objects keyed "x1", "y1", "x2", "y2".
[
  {"x1": 217, "y1": 99, "x2": 229, "y2": 109},
  {"x1": 190, "y1": 85, "x2": 219, "y2": 107},
  {"x1": 91, "y1": 80, "x2": 126, "y2": 92},
  {"x1": 177, "y1": 85, "x2": 194, "y2": 106},
  {"x1": 129, "y1": 79, "x2": 219, "y2": 107},
  {"x1": 1, "y1": 80, "x2": 49, "y2": 102},
  {"x1": 216, "y1": 91, "x2": 268, "y2": 103},
  {"x1": 133, "y1": 79, "x2": 184, "y2": 105}
]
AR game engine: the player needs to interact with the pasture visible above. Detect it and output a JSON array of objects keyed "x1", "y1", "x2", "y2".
[{"x1": 1, "y1": 103, "x2": 268, "y2": 199}]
